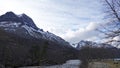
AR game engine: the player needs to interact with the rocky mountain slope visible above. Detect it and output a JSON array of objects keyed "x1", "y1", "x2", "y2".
[
  {"x1": 0, "y1": 12, "x2": 70, "y2": 46},
  {"x1": 0, "y1": 12, "x2": 78, "y2": 67}
]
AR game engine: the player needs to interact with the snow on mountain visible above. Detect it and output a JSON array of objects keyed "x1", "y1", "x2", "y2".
[
  {"x1": 0, "y1": 12, "x2": 70, "y2": 46},
  {"x1": 0, "y1": 12, "x2": 38, "y2": 29},
  {"x1": 76, "y1": 40, "x2": 114, "y2": 49}
]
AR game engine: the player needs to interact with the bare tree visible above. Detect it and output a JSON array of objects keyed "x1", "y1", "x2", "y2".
[{"x1": 99, "y1": 0, "x2": 120, "y2": 47}]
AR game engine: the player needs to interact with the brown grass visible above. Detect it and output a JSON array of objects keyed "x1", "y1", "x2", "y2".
[{"x1": 88, "y1": 60, "x2": 120, "y2": 68}]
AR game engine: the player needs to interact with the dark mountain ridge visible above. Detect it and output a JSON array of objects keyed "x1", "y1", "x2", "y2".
[
  {"x1": 0, "y1": 12, "x2": 78, "y2": 67},
  {"x1": 0, "y1": 12, "x2": 71, "y2": 47},
  {"x1": 0, "y1": 12, "x2": 37, "y2": 29}
]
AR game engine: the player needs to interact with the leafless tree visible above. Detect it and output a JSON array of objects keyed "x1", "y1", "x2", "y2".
[{"x1": 99, "y1": 0, "x2": 120, "y2": 47}]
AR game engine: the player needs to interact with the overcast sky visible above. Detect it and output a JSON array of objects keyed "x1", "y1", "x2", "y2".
[{"x1": 0, "y1": 0, "x2": 104, "y2": 43}]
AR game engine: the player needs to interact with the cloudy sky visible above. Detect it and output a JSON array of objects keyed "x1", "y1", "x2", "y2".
[{"x1": 0, "y1": 0, "x2": 104, "y2": 43}]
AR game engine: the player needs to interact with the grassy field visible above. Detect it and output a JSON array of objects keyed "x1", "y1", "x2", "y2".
[{"x1": 88, "y1": 60, "x2": 120, "y2": 68}]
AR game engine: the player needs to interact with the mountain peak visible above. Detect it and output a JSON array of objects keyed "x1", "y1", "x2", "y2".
[
  {"x1": 0, "y1": 11, "x2": 20, "y2": 22},
  {"x1": 19, "y1": 13, "x2": 38, "y2": 29},
  {"x1": 5, "y1": 11, "x2": 16, "y2": 17},
  {"x1": 0, "y1": 12, "x2": 38, "y2": 29}
]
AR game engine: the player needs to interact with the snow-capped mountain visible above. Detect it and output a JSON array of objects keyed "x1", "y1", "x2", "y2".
[
  {"x1": 0, "y1": 12, "x2": 78, "y2": 66},
  {"x1": 76, "y1": 40, "x2": 114, "y2": 49},
  {"x1": 0, "y1": 12, "x2": 69, "y2": 46}
]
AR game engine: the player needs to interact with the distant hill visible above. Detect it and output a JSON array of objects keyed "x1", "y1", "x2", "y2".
[{"x1": 76, "y1": 40, "x2": 114, "y2": 50}]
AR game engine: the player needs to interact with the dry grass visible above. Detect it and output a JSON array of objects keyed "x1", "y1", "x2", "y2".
[
  {"x1": 88, "y1": 60, "x2": 120, "y2": 68},
  {"x1": 104, "y1": 60, "x2": 120, "y2": 68}
]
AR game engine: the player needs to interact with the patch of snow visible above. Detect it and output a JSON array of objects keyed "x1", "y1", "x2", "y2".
[
  {"x1": 22, "y1": 25, "x2": 36, "y2": 37},
  {"x1": 21, "y1": 24, "x2": 43, "y2": 38},
  {"x1": 0, "y1": 21, "x2": 21, "y2": 27},
  {"x1": 17, "y1": 14, "x2": 23, "y2": 17}
]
